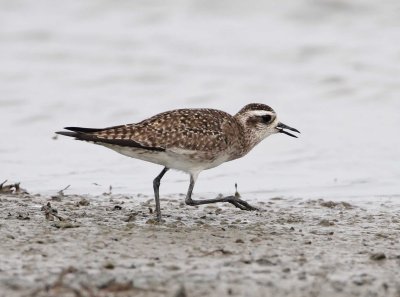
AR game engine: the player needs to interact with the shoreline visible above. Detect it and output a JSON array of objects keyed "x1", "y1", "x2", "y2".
[{"x1": 1, "y1": 189, "x2": 399, "y2": 297}]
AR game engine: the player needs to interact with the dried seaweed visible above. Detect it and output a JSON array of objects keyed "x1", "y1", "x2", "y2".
[
  {"x1": 41, "y1": 202, "x2": 64, "y2": 221},
  {"x1": 0, "y1": 180, "x2": 28, "y2": 194}
]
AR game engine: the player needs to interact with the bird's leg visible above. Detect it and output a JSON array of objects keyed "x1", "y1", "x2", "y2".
[
  {"x1": 153, "y1": 167, "x2": 169, "y2": 221},
  {"x1": 185, "y1": 175, "x2": 258, "y2": 211}
]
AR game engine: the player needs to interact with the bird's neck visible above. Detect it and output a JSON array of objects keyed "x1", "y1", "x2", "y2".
[{"x1": 230, "y1": 116, "x2": 262, "y2": 160}]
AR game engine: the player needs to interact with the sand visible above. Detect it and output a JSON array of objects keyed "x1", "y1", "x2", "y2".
[{"x1": 1, "y1": 183, "x2": 400, "y2": 297}]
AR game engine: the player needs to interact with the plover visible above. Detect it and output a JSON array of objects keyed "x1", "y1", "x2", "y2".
[{"x1": 56, "y1": 103, "x2": 299, "y2": 220}]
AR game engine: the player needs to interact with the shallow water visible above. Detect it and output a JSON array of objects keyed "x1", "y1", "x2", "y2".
[{"x1": 1, "y1": 0, "x2": 399, "y2": 200}]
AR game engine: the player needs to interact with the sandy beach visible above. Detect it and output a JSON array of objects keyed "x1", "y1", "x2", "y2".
[{"x1": 1, "y1": 183, "x2": 399, "y2": 297}]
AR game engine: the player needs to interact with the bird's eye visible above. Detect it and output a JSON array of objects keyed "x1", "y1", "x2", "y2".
[{"x1": 261, "y1": 115, "x2": 272, "y2": 123}]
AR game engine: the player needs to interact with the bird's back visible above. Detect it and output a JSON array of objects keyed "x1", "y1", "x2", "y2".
[
  {"x1": 59, "y1": 108, "x2": 246, "y2": 159},
  {"x1": 99, "y1": 109, "x2": 235, "y2": 151}
]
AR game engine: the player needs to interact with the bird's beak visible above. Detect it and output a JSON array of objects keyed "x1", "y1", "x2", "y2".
[{"x1": 276, "y1": 122, "x2": 300, "y2": 138}]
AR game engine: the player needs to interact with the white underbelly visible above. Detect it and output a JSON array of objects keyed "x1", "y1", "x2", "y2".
[{"x1": 102, "y1": 144, "x2": 229, "y2": 174}]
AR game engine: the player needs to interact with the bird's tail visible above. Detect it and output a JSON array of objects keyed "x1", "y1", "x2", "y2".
[
  {"x1": 55, "y1": 127, "x2": 104, "y2": 139},
  {"x1": 55, "y1": 131, "x2": 79, "y2": 138}
]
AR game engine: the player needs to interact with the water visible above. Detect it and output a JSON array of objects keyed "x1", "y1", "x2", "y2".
[{"x1": 1, "y1": 0, "x2": 399, "y2": 200}]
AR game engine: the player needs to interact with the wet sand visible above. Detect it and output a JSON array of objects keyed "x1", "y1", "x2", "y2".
[{"x1": 1, "y1": 184, "x2": 399, "y2": 297}]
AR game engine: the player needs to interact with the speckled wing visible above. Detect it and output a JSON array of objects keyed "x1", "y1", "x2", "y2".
[
  {"x1": 58, "y1": 109, "x2": 238, "y2": 154},
  {"x1": 57, "y1": 127, "x2": 166, "y2": 152}
]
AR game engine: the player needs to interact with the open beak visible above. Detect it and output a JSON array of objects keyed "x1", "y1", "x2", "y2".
[{"x1": 276, "y1": 122, "x2": 300, "y2": 138}]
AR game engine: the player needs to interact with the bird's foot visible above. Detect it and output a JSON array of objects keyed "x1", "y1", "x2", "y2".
[
  {"x1": 224, "y1": 196, "x2": 258, "y2": 211},
  {"x1": 186, "y1": 195, "x2": 258, "y2": 211}
]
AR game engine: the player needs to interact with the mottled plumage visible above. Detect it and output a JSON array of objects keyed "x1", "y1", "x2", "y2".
[
  {"x1": 57, "y1": 103, "x2": 300, "y2": 221},
  {"x1": 89, "y1": 109, "x2": 238, "y2": 152}
]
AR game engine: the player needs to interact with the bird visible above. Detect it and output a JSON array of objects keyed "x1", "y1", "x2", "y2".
[{"x1": 56, "y1": 103, "x2": 300, "y2": 221}]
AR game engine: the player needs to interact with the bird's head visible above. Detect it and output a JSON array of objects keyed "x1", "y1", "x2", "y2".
[{"x1": 235, "y1": 103, "x2": 300, "y2": 146}]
